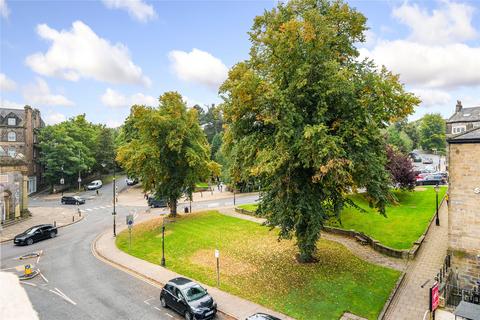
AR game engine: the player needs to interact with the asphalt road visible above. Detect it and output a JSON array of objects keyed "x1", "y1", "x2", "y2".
[{"x1": 1, "y1": 179, "x2": 258, "y2": 320}]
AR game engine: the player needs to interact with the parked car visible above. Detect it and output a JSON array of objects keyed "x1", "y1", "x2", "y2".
[
  {"x1": 160, "y1": 277, "x2": 217, "y2": 320},
  {"x1": 246, "y1": 313, "x2": 282, "y2": 320},
  {"x1": 61, "y1": 196, "x2": 85, "y2": 205},
  {"x1": 409, "y1": 152, "x2": 422, "y2": 163},
  {"x1": 422, "y1": 157, "x2": 434, "y2": 164},
  {"x1": 14, "y1": 224, "x2": 57, "y2": 246},
  {"x1": 86, "y1": 180, "x2": 103, "y2": 190},
  {"x1": 148, "y1": 195, "x2": 168, "y2": 208},
  {"x1": 126, "y1": 177, "x2": 138, "y2": 186},
  {"x1": 416, "y1": 174, "x2": 446, "y2": 186}
]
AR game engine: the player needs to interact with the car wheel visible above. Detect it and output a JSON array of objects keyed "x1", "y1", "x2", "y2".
[
  {"x1": 185, "y1": 311, "x2": 193, "y2": 320},
  {"x1": 160, "y1": 297, "x2": 167, "y2": 308},
  {"x1": 61, "y1": 200, "x2": 65, "y2": 204},
  {"x1": 27, "y1": 238, "x2": 34, "y2": 245},
  {"x1": 50, "y1": 231, "x2": 56, "y2": 238}
]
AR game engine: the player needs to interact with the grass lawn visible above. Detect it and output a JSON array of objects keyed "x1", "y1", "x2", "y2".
[
  {"x1": 117, "y1": 211, "x2": 400, "y2": 320},
  {"x1": 195, "y1": 182, "x2": 209, "y2": 188},
  {"x1": 237, "y1": 203, "x2": 258, "y2": 212},
  {"x1": 328, "y1": 186, "x2": 447, "y2": 250}
]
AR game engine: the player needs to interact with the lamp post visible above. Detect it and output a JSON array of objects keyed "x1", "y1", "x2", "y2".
[
  {"x1": 161, "y1": 220, "x2": 166, "y2": 267},
  {"x1": 435, "y1": 184, "x2": 440, "y2": 226}
]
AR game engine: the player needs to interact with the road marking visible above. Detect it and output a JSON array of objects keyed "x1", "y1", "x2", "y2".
[
  {"x1": 92, "y1": 207, "x2": 100, "y2": 210},
  {"x1": 165, "y1": 312, "x2": 173, "y2": 317},
  {"x1": 86, "y1": 209, "x2": 93, "y2": 212},
  {"x1": 0, "y1": 267, "x2": 17, "y2": 271},
  {"x1": 154, "y1": 307, "x2": 163, "y2": 312},
  {"x1": 20, "y1": 281, "x2": 37, "y2": 287},
  {"x1": 51, "y1": 287, "x2": 77, "y2": 305},
  {"x1": 143, "y1": 297, "x2": 154, "y2": 305},
  {"x1": 99, "y1": 206, "x2": 106, "y2": 209},
  {"x1": 36, "y1": 254, "x2": 41, "y2": 264},
  {"x1": 39, "y1": 272, "x2": 49, "y2": 283},
  {"x1": 207, "y1": 202, "x2": 219, "y2": 208}
]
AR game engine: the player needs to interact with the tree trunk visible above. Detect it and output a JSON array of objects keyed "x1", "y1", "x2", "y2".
[{"x1": 170, "y1": 197, "x2": 177, "y2": 217}]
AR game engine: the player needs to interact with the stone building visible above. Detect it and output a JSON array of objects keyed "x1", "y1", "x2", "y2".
[
  {"x1": 0, "y1": 106, "x2": 44, "y2": 194},
  {"x1": 447, "y1": 127, "x2": 480, "y2": 290},
  {"x1": 446, "y1": 101, "x2": 480, "y2": 135},
  {"x1": 0, "y1": 158, "x2": 29, "y2": 224}
]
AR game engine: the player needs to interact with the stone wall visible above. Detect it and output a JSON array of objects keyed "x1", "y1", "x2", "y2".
[{"x1": 448, "y1": 143, "x2": 480, "y2": 289}]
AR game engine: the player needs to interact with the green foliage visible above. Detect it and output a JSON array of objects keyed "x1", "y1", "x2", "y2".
[
  {"x1": 94, "y1": 127, "x2": 116, "y2": 173},
  {"x1": 116, "y1": 92, "x2": 216, "y2": 216},
  {"x1": 386, "y1": 125, "x2": 413, "y2": 153},
  {"x1": 210, "y1": 132, "x2": 223, "y2": 160},
  {"x1": 220, "y1": 0, "x2": 419, "y2": 261},
  {"x1": 117, "y1": 211, "x2": 400, "y2": 319},
  {"x1": 419, "y1": 113, "x2": 446, "y2": 153},
  {"x1": 38, "y1": 115, "x2": 102, "y2": 188},
  {"x1": 198, "y1": 104, "x2": 223, "y2": 143},
  {"x1": 403, "y1": 120, "x2": 420, "y2": 149}
]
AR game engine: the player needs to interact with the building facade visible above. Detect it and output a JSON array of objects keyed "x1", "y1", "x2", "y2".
[
  {"x1": 0, "y1": 158, "x2": 29, "y2": 224},
  {"x1": 446, "y1": 101, "x2": 480, "y2": 135},
  {"x1": 447, "y1": 127, "x2": 480, "y2": 290},
  {"x1": 0, "y1": 106, "x2": 44, "y2": 194}
]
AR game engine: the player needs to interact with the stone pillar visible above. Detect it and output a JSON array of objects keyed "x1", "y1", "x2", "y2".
[{"x1": 22, "y1": 175, "x2": 28, "y2": 215}]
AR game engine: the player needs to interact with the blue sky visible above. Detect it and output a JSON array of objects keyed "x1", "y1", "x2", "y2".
[{"x1": 1, "y1": 0, "x2": 480, "y2": 126}]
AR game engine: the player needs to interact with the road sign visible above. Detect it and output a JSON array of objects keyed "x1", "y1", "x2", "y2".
[
  {"x1": 60, "y1": 178, "x2": 65, "y2": 185},
  {"x1": 24, "y1": 264, "x2": 32, "y2": 276},
  {"x1": 77, "y1": 177, "x2": 81, "y2": 183},
  {"x1": 126, "y1": 214, "x2": 134, "y2": 229},
  {"x1": 430, "y1": 281, "x2": 439, "y2": 311},
  {"x1": 214, "y1": 249, "x2": 219, "y2": 258}
]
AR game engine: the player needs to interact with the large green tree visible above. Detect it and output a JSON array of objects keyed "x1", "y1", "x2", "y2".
[
  {"x1": 220, "y1": 0, "x2": 419, "y2": 262},
  {"x1": 117, "y1": 92, "x2": 216, "y2": 216},
  {"x1": 419, "y1": 113, "x2": 446, "y2": 153}
]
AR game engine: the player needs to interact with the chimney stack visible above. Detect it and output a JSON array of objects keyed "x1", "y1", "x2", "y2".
[{"x1": 456, "y1": 100, "x2": 463, "y2": 113}]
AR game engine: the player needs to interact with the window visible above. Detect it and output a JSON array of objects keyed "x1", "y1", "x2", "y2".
[
  {"x1": 7, "y1": 147, "x2": 16, "y2": 157},
  {"x1": 7, "y1": 118, "x2": 16, "y2": 126},
  {"x1": 0, "y1": 146, "x2": 5, "y2": 156},
  {"x1": 452, "y1": 126, "x2": 466, "y2": 134},
  {"x1": 7, "y1": 132, "x2": 16, "y2": 142}
]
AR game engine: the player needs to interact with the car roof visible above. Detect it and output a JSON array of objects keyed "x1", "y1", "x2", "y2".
[
  {"x1": 31, "y1": 224, "x2": 53, "y2": 228},
  {"x1": 247, "y1": 313, "x2": 281, "y2": 320},
  {"x1": 168, "y1": 277, "x2": 195, "y2": 288}
]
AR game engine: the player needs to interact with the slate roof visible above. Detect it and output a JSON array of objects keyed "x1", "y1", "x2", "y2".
[
  {"x1": 447, "y1": 106, "x2": 480, "y2": 123},
  {"x1": 448, "y1": 127, "x2": 480, "y2": 144},
  {"x1": 0, "y1": 107, "x2": 25, "y2": 121}
]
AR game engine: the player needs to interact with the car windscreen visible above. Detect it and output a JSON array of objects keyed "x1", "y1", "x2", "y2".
[
  {"x1": 25, "y1": 227, "x2": 38, "y2": 235},
  {"x1": 182, "y1": 284, "x2": 207, "y2": 302}
]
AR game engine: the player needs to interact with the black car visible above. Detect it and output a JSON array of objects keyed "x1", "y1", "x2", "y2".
[
  {"x1": 61, "y1": 196, "x2": 85, "y2": 205},
  {"x1": 246, "y1": 314, "x2": 282, "y2": 320},
  {"x1": 148, "y1": 196, "x2": 168, "y2": 208},
  {"x1": 416, "y1": 174, "x2": 446, "y2": 186},
  {"x1": 160, "y1": 277, "x2": 217, "y2": 320},
  {"x1": 14, "y1": 224, "x2": 58, "y2": 246}
]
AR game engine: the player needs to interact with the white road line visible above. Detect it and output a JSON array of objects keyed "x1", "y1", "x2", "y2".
[
  {"x1": 52, "y1": 288, "x2": 77, "y2": 305},
  {"x1": 40, "y1": 272, "x2": 49, "y2": 283},
  {"x1": 0, "y1": 267, "x2": 17, "y2": 271},
  {"x1": 99, "y1": 206, "x2": 106, "y2": 209},
  {"x1": 92, "y1": 207, "x2": 100, "y2": 210},
  {"x1": 20, "y1": 281, "x2": 37, "y2": 287},
  {"x1": 86, "y1": 209, "x2": 93, "y2": 212},
  {"x1": 165, "y1": 312, "x2": 174, "y2": 317},
  {"x1": 143, "y1": 297, "x2": 154, "y2": 305},
  {"x1": 36, "y1": 255, "x2": 41, "y2": 264},
  {"x1": 154, "y1": 307, "x2": 162, "y2": 312},
  {"x1": 144, "y1": 300, "x2": 150, "y2": 305}
]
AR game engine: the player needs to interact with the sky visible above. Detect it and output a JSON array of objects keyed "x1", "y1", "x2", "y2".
[{"x1": 1, "y1": 0, "x2": 480, "y2": 127}]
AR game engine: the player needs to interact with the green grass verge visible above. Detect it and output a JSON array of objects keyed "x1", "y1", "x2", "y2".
[
  {"x1": 117, "y1": 211, "x2": 400, "y2": 320},
  {"x1": 237, "y1": 203, "x2": 258, "y2": 212},
  {"x1": 195, "y1": 182, "x2": 209, "y2": 188},
  {"x1": 328, "y1": 186, "x2": 447, "y2": 250}
]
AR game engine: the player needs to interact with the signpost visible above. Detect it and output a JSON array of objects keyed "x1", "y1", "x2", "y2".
[
  {"x1": 430, "y1": 281, "x2": 439, "y2": 319},
  {"x1": 215, "y1": 249, "x2": 220, "y2": 287},
  {"x1": 126, "y1": 214, "x2": 134, "y2": 250}
]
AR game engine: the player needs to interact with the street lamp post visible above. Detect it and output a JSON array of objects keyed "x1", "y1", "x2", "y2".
[
  {"x1": 435, "y1": 184, "x2": 440, "y2": 226},
  {"x1": 161, "y1": 219, "x2": 166, "y2": 267}
]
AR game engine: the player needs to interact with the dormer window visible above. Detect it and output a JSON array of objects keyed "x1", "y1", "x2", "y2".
[
  {"x1": 8, "y1": 118, "x2": 16, "y2": 126},
  {"x1": 8, "y1": 132, "x2": 16, "y2": 142}
]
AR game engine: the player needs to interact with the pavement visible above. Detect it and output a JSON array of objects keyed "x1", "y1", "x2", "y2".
[
  {"x1": 0, "y1": 206, "x2": 84, "y2": 242},
  {"x1": 383, "y1": 200, "x2": 449, "y2": 319},
  {"x1": 93, "y1": 208, "x2": 292, "y2": 320}
]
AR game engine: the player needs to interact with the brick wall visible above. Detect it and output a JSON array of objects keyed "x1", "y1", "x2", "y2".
[{"x1": 448, "y1": 143, "x2": 480, "y2": 289}]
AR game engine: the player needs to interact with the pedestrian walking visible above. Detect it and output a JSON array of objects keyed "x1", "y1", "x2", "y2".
[{"x1": 96, "y1": 189, "x2": 99, "y2": 196}]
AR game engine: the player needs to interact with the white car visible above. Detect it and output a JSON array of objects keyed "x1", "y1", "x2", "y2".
[{"x1": 86, "y1": 180, "x2": 103, "y2": 190}]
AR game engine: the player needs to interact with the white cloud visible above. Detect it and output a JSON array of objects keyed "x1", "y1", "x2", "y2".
[
  {"x1": 23, "y1": 78, "x2": 74, "y2": 107},
  {"x1": 169, "y1": 48, "x2": 228, "y2": 89},
  {"x1": 183, "y1": 96, "x2": 204, "y2": 108},
  {"x1": 101, "y1": 88, "x2": 156, "y2": 108},
  {"x1": 105, "y1": 119, "x2": 123, "y2": 128},
  {"x1": 26, "y1": 21, "x2": 150, "y2": 86},
  {"x1": 392, "y1": 1, "x2": 477, "y2": 45},
  {"x1": 0, "y1": 0, "x2": 9, "y2": 18},
  {"x1": 410, "y1": 88, "x2": 451, "y2": 108},
  {"x1": 45, "y1": 112, "x2": 66, "y2": 124},
  {"x1": 360, "y1": 42, "x2": 480, "y2": 89},
  {"x1": 102, "y1": 0, "x2": 156, "y2": 22},
  {"x1": 1, "y1": 99, "x2": 23, "y2": 109},
  {"x1": 0, "y1": 73, "x2": 16, "y2": 91}
]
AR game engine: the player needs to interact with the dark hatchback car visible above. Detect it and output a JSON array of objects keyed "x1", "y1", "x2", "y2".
[
  {"x1": 61, "y1": 196, "x2": 85, "y2": 205},
  {"x1": 160, "y1": 277, "x2": 217, "y2": 320},
  {"x1": 14, "y1": 224, "x2": 58, "y2": 246},
  {"x1": 148, "y1": 196, "x2": 168, "y2": 208},
  {"x1": 416, "y1": 174, "x2": 447, "y2": 186},
  {"x1": 246, "y1": 314, "x2": 281, "y2": 320}
]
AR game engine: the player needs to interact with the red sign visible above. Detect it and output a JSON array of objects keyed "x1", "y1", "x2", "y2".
[{"x1": 431, "y1": 282, "x2": 439, "y2": 311}]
